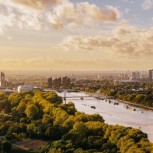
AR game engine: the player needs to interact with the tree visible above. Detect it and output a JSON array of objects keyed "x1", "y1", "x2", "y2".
[
  {"x1": 16, "y1": 101, "x2": 26, "y2": 113},
  {"x1": 8, "y1": 93, "x2": 22, "y2": 107},
  {"x1": 72, "y1": 122, "x2": 88, "y2": 136},
  {"x1": 25, "y1": 104, "x2": 39, "y2": 119},
  {"x1": 4, "y1": 102, "x2": 11, "y2": 114},
  {"x1": 133, "y1": 94, "x2": 145, "y2": 104},
  {"x1": 1, "y1": 140, "x2": 12, "y2": 152},
  {"x1": 42, "y1": 114, "x2": 53, "y2": 124},
  {"x1": 43, "y1": 92, "x2": 62, "y2": 104}
]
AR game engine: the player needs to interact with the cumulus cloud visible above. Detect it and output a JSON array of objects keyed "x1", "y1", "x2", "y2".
[
  {"x1": 12, "y1": 0, "x2": 63, "y2": 9},
  {"x1": 62, "y1": 36, "x2": 118, "y2": 50},
  {"x1": 142, "y1": 0, "x2": 153, "y2": 10},
  {"x1": 0, "y1": 2, "x2": 44, "y2": 35},
  {"x1": 0, "y1": 0, "x2": 120, "y2": 34},
  {"x1": 47, "y1": 2, "x2": 120, "y2": 29},
  {"x1": 62, "y1": 25, "x2": 153, "y2": 56}
]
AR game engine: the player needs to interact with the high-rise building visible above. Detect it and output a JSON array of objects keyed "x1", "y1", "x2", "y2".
[
  {"x1": 131, "y1": 72, "x2": 140, "y2": 80},
  {"x1": 149, "y1": 70, "x2": 153, "y2": 81},
  {"x1": 49, "y1": 76, "x2": 70, "y2": 89},
  {"x1": 62, "y1": 76, "x2": 70, "y2": 87},
  {"x1": 52, "y1": 78, "x2": 61, "y2": 88},
  {"x1": 0, "y1": 72, "x2": 6, "y2": 88},
  {"x1": 48, "y1": 78, "x2": 52, "y2": 88}
]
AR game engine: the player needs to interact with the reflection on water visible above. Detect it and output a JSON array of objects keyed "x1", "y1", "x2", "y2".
[{"x1": 57, "y1": 92, "x2": 153, "y2": 142}]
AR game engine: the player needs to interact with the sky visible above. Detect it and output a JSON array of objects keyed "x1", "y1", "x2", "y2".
[{"x1": 1, "y1": 0, "x2": 153, "y2": 71}]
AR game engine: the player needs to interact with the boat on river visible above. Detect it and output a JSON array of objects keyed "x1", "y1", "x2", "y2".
[
  {"x1": 80, "y1": 97, "x2": 84, "y2": 100},
  {"x1": 91, "y1": 106, "x2": 96, "y2": 109},
  {"x1": 123, "y1": 105, "x2": 136, "y2": 111}
]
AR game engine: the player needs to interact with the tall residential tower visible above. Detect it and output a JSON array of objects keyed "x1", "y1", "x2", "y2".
[
  {"x1": 0, "y1": 72, "x2": 6, "y2": 88},
  {"x1": 149, "y1": 70, "x2": 153, "y2": 81}
]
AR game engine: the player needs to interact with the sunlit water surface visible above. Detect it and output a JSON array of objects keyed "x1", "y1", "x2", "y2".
[{"x1": 57, "y1": 92, "x2": 153, "y2": 142}]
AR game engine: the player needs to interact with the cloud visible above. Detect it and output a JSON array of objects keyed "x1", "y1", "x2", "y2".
[
  {"x1": 61, "y1": 36, "x2": 118, "y2": 50},
  {"x1": 0, "y1": 2, "x2": 44, "y2": 35},
  {"x1": 46, "y1": 2, "x2": 120, "y2": 29},
  {"x1": 12, "y1": 0, "x2": 63, "y2": 9},
  {"x1": 12, "y1": 0, "x2": 121, "y2": 24},
  {"x1": 62, "y1": 25, "x2": 153, "y2": 56},
  {"x1": 142, "y1": 0, "x2": 153, "y2": 10},
  {"x1": 0, "y1": 0, "x2": 121, "y2": 34}
]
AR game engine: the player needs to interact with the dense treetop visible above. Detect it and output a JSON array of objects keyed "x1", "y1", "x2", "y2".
[{"x1": 0, "y1": 91, "x2": 152, "y2": 153}]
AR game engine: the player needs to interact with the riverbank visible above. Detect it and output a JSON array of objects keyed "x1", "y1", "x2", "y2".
[
  {"x1": 86, "y1": 92, "x2": 113, "y2": 99},
  {"x1": 86, "y1": 92, "x2": 153, "y2": 111},
  {"x1": 117, "y1": 99, "x2": 153, "y2": 111}
]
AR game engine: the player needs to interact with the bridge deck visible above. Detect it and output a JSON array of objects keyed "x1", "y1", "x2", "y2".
[{"x1": 61, "y1": 96, "x2": 105, "y2": 99}]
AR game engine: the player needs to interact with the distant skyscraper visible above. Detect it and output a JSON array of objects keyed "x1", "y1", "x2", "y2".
[
  {"x1": 131, "y1": 72, "x2": 140, "y2": 80},
  {"x1": 149, "y1": 70, "x2": 153, "y2": 81},
  {"x1": 0, "y1": 72, "x2": 6, "y2": 87},
  {"x1": 48, "y1": 78, "x2": 52, "y2": 88},
  {"x1": 62, "y1": 76, "x2": 70, "y2": 87},
  {"x1": 52, "y1": 78, "x2": 61, "y2": 88}
]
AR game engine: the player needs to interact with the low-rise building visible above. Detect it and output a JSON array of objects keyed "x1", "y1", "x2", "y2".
[{"x1": 17, "y1": 85, "x2": 34, "y2": 93}]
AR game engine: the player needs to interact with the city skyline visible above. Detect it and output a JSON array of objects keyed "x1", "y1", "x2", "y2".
[{"x1": 1, "y1": 0, "x2": 153, "y2": 70}]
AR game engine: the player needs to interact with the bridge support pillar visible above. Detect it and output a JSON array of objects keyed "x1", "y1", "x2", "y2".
[{"x1": 64, "y1": 89, "x2": 67, "y2": 104}]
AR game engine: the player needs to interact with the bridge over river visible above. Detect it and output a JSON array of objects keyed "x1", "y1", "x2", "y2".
[
  {"x1": 61, "y1": 90, "x2": 108, "y2": 101},
  {"x1": 61, "y1": 95, "x2": 105, "y2": 100}
]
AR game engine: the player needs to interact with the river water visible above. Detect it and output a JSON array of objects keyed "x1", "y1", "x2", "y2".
[{"x1": 57, "y1": 92, "x2": 153, "y2": 142}]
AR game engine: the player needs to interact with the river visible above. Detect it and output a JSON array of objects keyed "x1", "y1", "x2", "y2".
[{"x1": 57, "y1": 92, "x2": 153, "y2": 142}]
